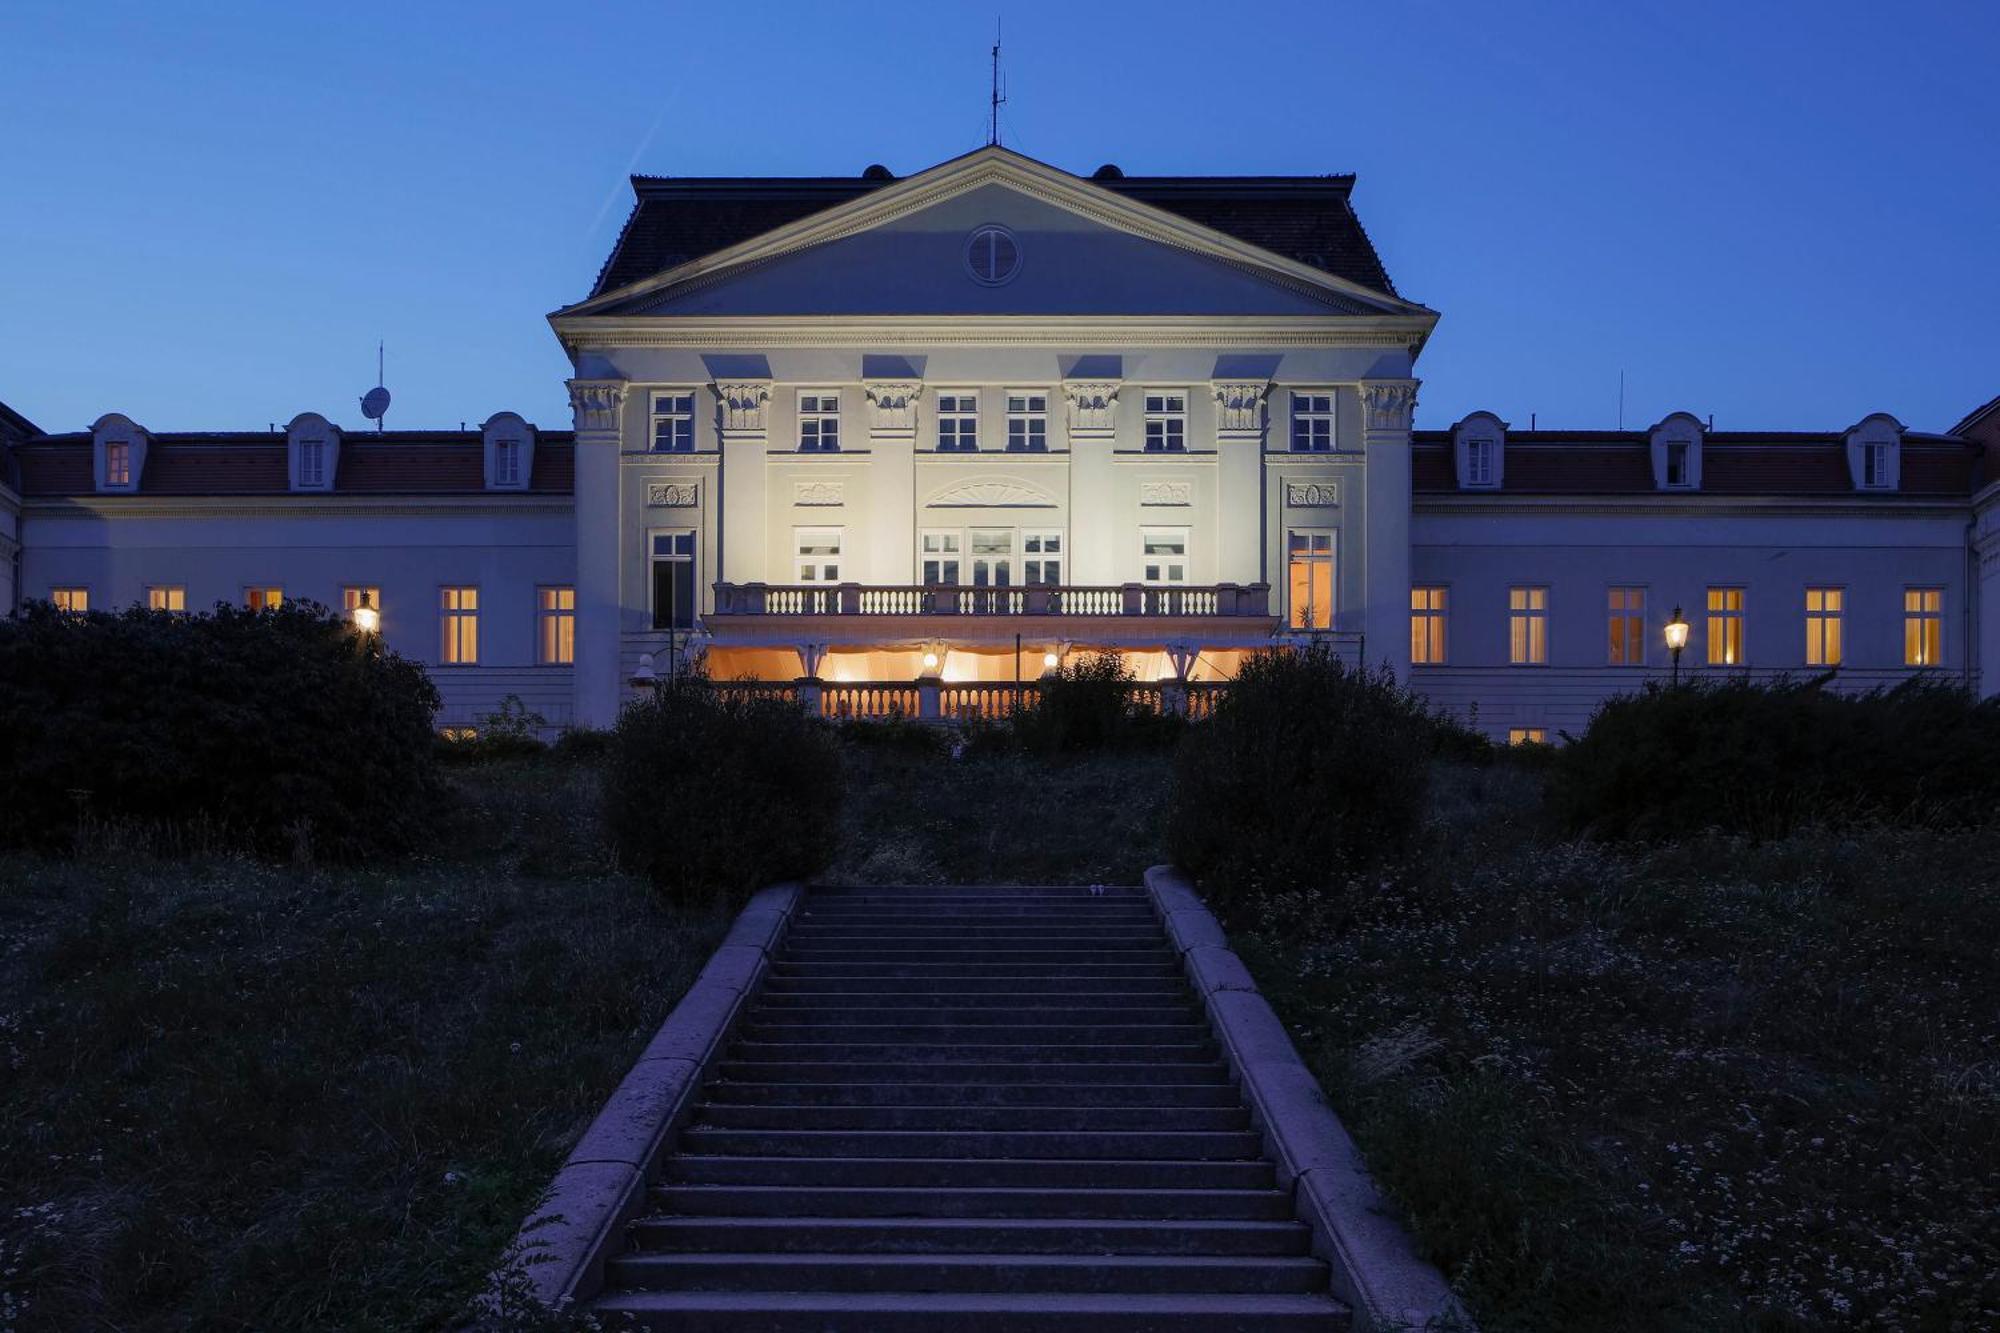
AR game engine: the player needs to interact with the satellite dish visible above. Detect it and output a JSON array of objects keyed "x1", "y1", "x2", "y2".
[{"x1": 361, "y1": 386, "x2": 391, "y2": 420}]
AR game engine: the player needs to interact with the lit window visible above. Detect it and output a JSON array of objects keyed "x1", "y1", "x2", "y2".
[
  {"x1": 147, "y1": 586, "x2": 185, "y2": 612},
  {"x1": 796, "y1": 528, "x2": 840, "y2": 583},
  {"x1": 1410, "y1": 586, "x2": 1448, "y2": 664},
  {"x1": 1024, "y1": 531, "x2": 1063, "y2": 585},
  {"x1": 299, "y1": 439, "x2": 326, "y2": 487},
  {"x1": 1805, "y1": 588, "x2": 1843, "y2": 666},
  {"x1": 921, "y1": 531, "x2": 961, "y2": 585},
  {"x1": 1705, "y1": 587, "x2": 1744, "y2": 666},
  {"x1": 1006, "y1": 392, "x2": 1048, "y2": 452},
  {"x1": 1143, "y1": 392, "x2": 1187, "y2": 452},
  {"x1": 651, "y1": 532, "x2": 696, "y2": 629},
  {"x1": 539, "y1": 586, "x2": 575, "y2": 664},
  {"x1": 1290, "y1": 393, "x2": 1334, "y2": 452},
  {"x1": 439, "y1": 726, "x2": 479, "y2": 742},
  {"x1": 936, "y1": 393, "x2": 979, "y2": 451},
  {"x1": 1287, "y1": 532, "x2": 1335, "y2": 629},
  {"x1": 1142, "y1": 528, "x2": 1188, "y2": 584},
  {"x1": 1665, "y1": 442, "x2": 1691, "y2": 487},
  {"x1": 1508, "y1": 728, "x2": 1548, "y2": 746},
  {"x1": 1863, "y1": 442, "x2": 1890, "y2": 488},
  {"x1": 798, "y1": 392, "x2": 840, "y2": 452},
  {"x1": 1904, "y1": 588, "x2": 1942, "y2": 667},
  {"x1": 341, "y1": 586, "x2": 382, "y2": 616},
  {"x1": 1465, "y1": 438, "x2": 1497, "y2": 487},
  {"x1": 493, "y1": 439, "x2": 522, "y2": 486},
  {"x1": 1509, "y1": 587, "x2": 1548, "y2": 665},
  {"x1": 651, "y1": 393, "x2": 696, "y2": 452},
  {"x1": 969, "y1": 529, "x2": 1014, "y2": 587},
  {"x1": 245, "y1": 587, "x2": 283, "y2": 611},
  {"x1": 105, "y1": 441, "x2": 132, "y2": 486},
  {"x1": 51, "y1": 587, "x2": 88, "y2": 613},
  {"x1": 1607, "y1": 587, "x2": 1646, "y2": 665},
  {"x1": 440, "y1": 587, "x2": 479, "y2": 664}
]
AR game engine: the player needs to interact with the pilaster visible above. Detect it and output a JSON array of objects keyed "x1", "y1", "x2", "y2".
[
  {"x1": 716, "y1": 380, "x2": 772, "y2": 588},
  {"x1": 1360, "y1": 379, "x2": 1417, "y2": 677},
  {"x1": 1211, "y1": 380, "x2": 1269, "y2": 589},
  {"x1": 1064, "y1": 380, "x2": 1121, "y2": 584},
  {"x1": 863, "y1": 380, "x2": 922, "y2": 584},
  {"x1": 569, "y1": 378, "x2": 629, "y2": 729}
]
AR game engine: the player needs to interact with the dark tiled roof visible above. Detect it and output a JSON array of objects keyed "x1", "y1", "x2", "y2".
[
  {"x1": 590, "y1": 170, "x2": 1394, "y2": 299},
  {"x1": 1411, "y1": 431, "x2": 1984, "y2": 498},
  {"x1": 15, "y1": 431, "x2": 577, "y2": 498}
]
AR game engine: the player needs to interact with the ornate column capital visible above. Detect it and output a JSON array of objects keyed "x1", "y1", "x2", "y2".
[
  {"x1": 1211, "y1": 380, "x2": 1271, "y2": 435},
  {"x1": 862, "y1": 380, "x2": 924, "y2": 434},
  {"x1": 1360, "y1": 380, "x2": 1419, "y2": 434},
  {"x1": 1062, "y1": 380, "x2": 1120, "y2": 434},
  {"x1": 566, "y1": 379, "x2": 628, "y2": 435},
  {"x1": 712, "y1": 380, "x2": 773, "y2": 434}
]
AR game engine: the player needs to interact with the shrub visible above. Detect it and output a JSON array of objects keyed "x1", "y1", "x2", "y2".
[
  {"x1": 603, "y1": 677, "x2": 842, "y2": 902},
  {"x1": 436, "y1": 695, "x2": 551, "y2": 764},
  {"x1": 1550, "y1": 675, "x2": 2000, "y2": 840},
  {"x1": 1165, "y1": 646, "x2": 1437, "y2": 915},
  {"x1": 1009, "y1": 651, "x2": 1183, "y2": 753},
  {"x1": 0, "y1": 599, "x2": 442, "y2": 861}
]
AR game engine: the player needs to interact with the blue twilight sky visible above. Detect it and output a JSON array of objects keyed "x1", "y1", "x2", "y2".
[{"x1": 2, "y1": 0, "x2": 1995, "y2": 436}]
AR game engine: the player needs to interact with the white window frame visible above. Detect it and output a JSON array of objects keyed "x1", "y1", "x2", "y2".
[
  {"x1": 1411, "y1": 585, "x2": 1448, "y2": 665},
  {"x1": 299, "y1": 438, "x2": 326, "y2": 488},
  {"x1": 1705, "y1": 586, "x2": 1745, "y2": 666},
  {"x1": 1023, "y1": 530, "x2": 1063, "y2": 585},
  {"x1": 539, "y1": 586, "x2": 576, "y2": 665},
  {"x1": 492, "y1": 438, "x2": 521, "y2": 487},
  {"x1": 147, "y1": 585, "x2": 186, "y2": 612},
  {"x1": 105, "y1": 440, "x2": 133, "y2": 487},
  {"x1": 1141, "y1": 527, "x2": 1190, "y2": 584},
  {"x1": 1805, "y1": 586, "x2": 1844, "y2": 667},
  {"x1": 1904, "y1": 586, "x2": 1943, "y2": 667},
  {"x1": 920, "y1": 530, "x2": 962, "y2": 585},
  {"x1": 1665, "y1": 441, "x2": 1692, "y2": 488},
  {"x1": 795, "y1": 527, "x2": 842, "y2": 583},
  {"x1": 1465, "y1": 438, "x2": 1498, "y2": 487},
  {"x1": 650, "y1": 530, "x2": 698, "y2": 630},
  {"x1": 439, "y1": 586, "x2": 479, "y2": 665},
  {"x1": 798, "y1": 391, "x2": 841, "y2": 452},
  {"x1": 651, "y1": 391, "x2": 697, "y2": 453},
  {"x1": 1143, "y1": 391, "x2": 1188, "y2": 453},
  {"x1": 1290, "y1": 391, "x2": 1335, "y2": 453},
  {"x1": 1286, "y1": 530, "x2": 1336, "y2": 629},
  {"x1": 1607, "y1": 586, "x2": 1647, "y2": 666},
  {"x1": 1005, "y1": 391, "x2": 1049, "y2": 452},
  {"x1": 967, "y1": 528, "x2": 1016, "y2": 587},
  {"x1": 935, "y1": 391, "x2": 979, "y2": 452},
  {"x1": 1509, "y1": 586, "x2": 1548, "y2": 666},
  {"x1": 1863, "y1": 441, "x2": 1891, "y2": 489}
]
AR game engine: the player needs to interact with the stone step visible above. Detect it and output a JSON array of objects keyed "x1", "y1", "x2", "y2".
[
  {"x1": 675, "y1": 1128, "x2": 1265, "y2": 1161},
  {"x1": 745, "y1": 1003, "x2": 1201, "y2": 1024},
  {"x1": 649, "y1": 1183, "x2": 1296, "y2": 1221},
  {"x1": 726, "y1": 1042, "x2": 1217, "y2": 1064},
  {"x1": 702, "y1": 1081, "x2": 1243, "y2": 1108},
  {"x1": 589, "y1": 1289, "x2": 1349, "y2": 1331},
  {"x1": 786, "y1": 928, "x2": 1168, "y2": 943},
  {"x1": 762, "y1": 976, "x2": 1188, "y2": 995},
  {"x1": 713, "y1": 1060, "x2": 1235, "y2": 1085},
  {"x1": 769, "y1": 962, "x2": 1181, "y2": 978},
  {"x1": 810, "y1": 885, "x2": 1146, "y2": 897},
  {"x1": 799, "y1": 908, "x2": 1160, "y2": 923},
  {"x1": 741, "y1": 1023, "x2": 1210, "y2": 1045},
  {"x1": 630, "y1": 1215, "x2": 1310, "y2": 1257},
  {"x1": 783, "y1": 942, "x2": 1173, "y2": 956},
  {"x1": 663, "y1": 1155, "x2": 1279, "y2": 1191},
  {"x1": 693, "y1": 1102, "x2": 1251, "y2": 1132},
  {"x1": 605, "y1": 1252, "x2": 1327, "y2": 1296}
]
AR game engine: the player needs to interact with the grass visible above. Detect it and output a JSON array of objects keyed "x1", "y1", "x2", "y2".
[{"x1": 0, "y1": 757, "x2": 729, "y2": 1332}]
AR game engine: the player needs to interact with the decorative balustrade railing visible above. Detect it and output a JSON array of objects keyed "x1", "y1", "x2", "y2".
[
  {"x1": 712, "y1": 582, "x2": 1272, "y2": 618},
  {"x1": 820, "y1": 682, "x2": 922, "y2": 720}
]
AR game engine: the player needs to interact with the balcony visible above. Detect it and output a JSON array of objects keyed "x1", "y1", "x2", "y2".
[{"x1": 711, "y1": 581, "x2": 1274, "y2": 620}]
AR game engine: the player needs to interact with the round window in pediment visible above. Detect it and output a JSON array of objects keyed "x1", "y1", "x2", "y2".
[{"x1": 966, "y1": 224, "x2": 1021, "y2": 286}]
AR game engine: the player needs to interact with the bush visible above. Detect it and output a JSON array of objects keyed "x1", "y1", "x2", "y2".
[
  {"x1": 0, "y1": 599, "x2": 442, "y2": 861},
  {"x1": 604, "y1": 677, "x2": 842, "y2": 902},
  {"x1": 1551, "y1": 675, "x2": 2000, "y2": 840},
  {"x1": 1009, "y1": 651, "x2": 1183, "y2": 753},
  {"x1": 1165, "y1": 646, "x2": 1439, "y2": 915}
]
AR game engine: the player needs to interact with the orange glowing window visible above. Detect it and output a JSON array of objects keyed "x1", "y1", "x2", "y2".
[{"x1": 1287, "y1": 532, "x2": 1334, "y2": 629}]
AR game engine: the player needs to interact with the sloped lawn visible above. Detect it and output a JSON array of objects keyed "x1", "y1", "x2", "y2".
[{"x1": 0, "y1": 759, "x2": 728, "y2": 1331}]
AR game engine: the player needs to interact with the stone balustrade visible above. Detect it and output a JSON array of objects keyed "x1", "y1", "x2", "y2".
[{"x1": 711, "y1": 582, "x2": 1273, "y2": 619}]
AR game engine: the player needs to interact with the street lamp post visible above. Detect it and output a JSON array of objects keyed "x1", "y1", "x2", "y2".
[
  {"x1": 1664, "y1": 605, "x2": 1689, "y2": 686},
  {"x1": 351, "y1": 590, "x2": 380, "y2": 636}
]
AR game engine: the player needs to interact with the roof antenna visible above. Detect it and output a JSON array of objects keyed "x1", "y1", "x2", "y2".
[
  {"x1": 989, "y1": 19, "x2": 1006, "y2": 147},
  {"x1": 360, "y1": 341, "x2": 391, "y2": 434}
]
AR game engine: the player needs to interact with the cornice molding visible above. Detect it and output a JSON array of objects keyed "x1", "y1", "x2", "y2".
[
  {"x1": 1413, "y1": 493, "x2": 1974, "y2": 520},
  {"x1": 552, "y1": 313, "x2": 1433, "y2": 352},
  {"x1": 25, "y1": 495, "x2": 574, "y2": 520}
]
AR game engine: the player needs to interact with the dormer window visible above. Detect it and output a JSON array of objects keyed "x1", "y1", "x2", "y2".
[
  {"x1": 1846, "y1": 414, "x2": 1902, "y2": 491},
  {"x1": 91, "y1": 412, "x2": 149, "y2": 492},
  {"x1": 285, "y1": 412, "x2": 340, "y2": 492},
  {"x1": 1665, "y1": 441, "x2": 1690, "y2": 488},
  {"x1": 1451, "y1": 412, "x2": 1507, "y2": 489},
  {"x1": 1863, "y1": 442, "x2": 1889, "y2": 488},
  {"x1": 299, "y1": 438, "x2": 326, "y2": 487},
  {"x1": 105, "y1": 441, "x2": 132, "y2": 487},
  {"x1": 494, "y1": 439, "x2": 522, "y2": 486},
  {"x1": 481, "y1": 411, "x2": 537, "y2": 490}
]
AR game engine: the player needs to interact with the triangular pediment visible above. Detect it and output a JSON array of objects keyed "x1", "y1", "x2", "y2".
[{"x1": 554, "y1": 147, "x2": 1432, "y2": 324}]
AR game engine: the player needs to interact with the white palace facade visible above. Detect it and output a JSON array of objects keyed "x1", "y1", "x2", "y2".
[{"x1": 4, "y1": 147, "x2": 1998, "y2": 739}]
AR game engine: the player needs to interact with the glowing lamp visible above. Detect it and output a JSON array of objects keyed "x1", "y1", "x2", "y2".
[
  {"x1": 352, "y1": 592, "x2": 380, "y2": 635},
  {"x1": 1664, "y1": 605, "x2": 1689, "y2": 685},
  {"x1": 1043, "y1": 651, "x2": 1059, "y2": 670},
  {"x1": 921, "y1": 651, "x2": 940, "y2": 671}
]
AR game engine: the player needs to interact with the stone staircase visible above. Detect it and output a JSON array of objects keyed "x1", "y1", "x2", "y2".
[{"x1": 587, "y1": 884, "x2": 1352, "y2": 1330}]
